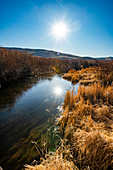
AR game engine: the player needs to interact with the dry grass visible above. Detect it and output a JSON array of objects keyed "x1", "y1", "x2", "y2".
[
  {"x1": 78, "y1": 84, "x2": 113, "y2": 105},
  {"x1": 63, "y1": 84, "x2": 113, "y2": 110},
  {"x1": 79, "y1": 79, "x2": 98, "y2": 85},
  {"x1": 63, "y1": 60, "x2": 113, "y2": 86},
  {"x1": 63, "y1": 67, "x2": 98, "y2": 84},
  {"x1": 58, "y1": 82, "x2": 113, "y2": 169},
  {"x1": 73, "y1": 130, "x2": 113, "y2": 169},
  {"x1": 25, "y1": 153, "x2": 78, "y2": 170}
]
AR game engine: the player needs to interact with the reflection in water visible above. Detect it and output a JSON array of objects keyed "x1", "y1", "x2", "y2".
[
  {"x1": 0, "y1": 76, "x2": 49, "y2": 111},
  {"x1": 0, "y1": 75, "x2": 79, "y2": 170},
  {"x1": 54, "y1": 86, "x2": 63, "y2": 95}
]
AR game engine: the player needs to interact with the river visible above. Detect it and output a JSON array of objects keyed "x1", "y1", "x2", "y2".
[{"x1": 0, "y1": 74, "x2": 79, "y2": 170}]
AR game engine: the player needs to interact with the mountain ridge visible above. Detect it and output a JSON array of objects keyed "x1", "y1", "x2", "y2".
[{"x1": 4, "y1": 47, "x2": 113, "y2": 60}]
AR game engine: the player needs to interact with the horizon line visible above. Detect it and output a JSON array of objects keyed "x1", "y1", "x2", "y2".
[{"x1": 3, "y1": 46, "x2": 113, "y2": 58}]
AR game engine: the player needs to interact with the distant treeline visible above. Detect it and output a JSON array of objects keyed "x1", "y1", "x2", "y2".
[{"x1": 0, "y1": 47, "x2": 103, "y2": 83}]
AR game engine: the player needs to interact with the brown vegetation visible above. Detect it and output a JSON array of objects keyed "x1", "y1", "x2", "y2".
[
  {"x1": 0, "y1": 47, "x2": 98, "y2": 85},
  {"x1": 63, "y1": 60, "x2": 113, "y2": 86},
  {"x1": 59, "y1": 61, "x2": 113, "y2": 169},
  {"x1": 25, "y1": 153, "x2": 78, "y2": 170},
  {"x1": 63, "y1": 67, "x2": 98, "y2": 85},
  {"x1": 97, "y1": 60, "x2": 113, "y2": 86},
  {"x1": 58, "y1": 82, "x2": 113, "y2": 169}
]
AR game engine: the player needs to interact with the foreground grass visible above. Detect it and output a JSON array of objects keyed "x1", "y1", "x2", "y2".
[
  {"x1": 58, "y1": 83, "x2": 113, "y2": 169},
  {"x1": 25, "y1": 153, "x2": 78, "y2": 170}
]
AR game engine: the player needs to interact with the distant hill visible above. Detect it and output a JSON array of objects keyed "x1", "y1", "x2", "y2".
[
  {"x1": 5, "y1": 47, "x2": 113, "y2": 60},
  {"x1": 96, "y1": 56, "x2": 113, "y2": 60},
  {"x1": 5, "y1": 47, "x2": 93, "y2": 60}
]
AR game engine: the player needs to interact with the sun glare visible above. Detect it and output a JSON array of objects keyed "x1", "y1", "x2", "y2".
[
  {"x1": 54, "y1": 87, "x2": 62, "y2": 95},
  {"x1": 51, "y1": 22, "x2": 69, "y2": 39}
]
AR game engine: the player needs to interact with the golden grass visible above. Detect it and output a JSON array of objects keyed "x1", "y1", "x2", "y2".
[
  {"x1": 78, "y1": 83, "x2": 113, "y2": 105},
  {"x1": 63, "y1": 60, "x2": 113, "y2": 86},
  {"x1": 25, "y1": 153, "x2": 78, "y2": 170},
  {"x1": 63, "y1": 67, "x2": 98, "y2": 84},
  {"x1": 73, "y1": 130, "x2": 113, "y2": 169},
  {"x1": 58, "y1": 83, "x2": 113, "y2": 169}
]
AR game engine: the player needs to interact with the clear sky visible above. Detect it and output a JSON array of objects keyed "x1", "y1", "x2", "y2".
[{"x1": 0, "y1": 0, "x2": 113, "y2": 57}]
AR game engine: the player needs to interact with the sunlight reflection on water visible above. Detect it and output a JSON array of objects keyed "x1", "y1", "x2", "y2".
[{"x1": 54, "y1": 86, "x2": 63, "y2": 95}]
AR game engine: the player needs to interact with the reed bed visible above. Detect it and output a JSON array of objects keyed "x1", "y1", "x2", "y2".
[{"x1": 58, "y1": 82, "x2": 113, "y2": 169}]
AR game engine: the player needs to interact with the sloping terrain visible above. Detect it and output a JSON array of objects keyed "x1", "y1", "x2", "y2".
[
  {"x1": 5, "y1": 47, "x2": 113, "y2": 60},
  {"x1": 5, "y1": 47, "x2": 93, "y2": 60}
]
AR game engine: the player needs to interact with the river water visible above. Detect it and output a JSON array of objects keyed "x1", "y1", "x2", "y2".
[{"x1": 0, "y1": 74, "x2": 79, "y2": 170}]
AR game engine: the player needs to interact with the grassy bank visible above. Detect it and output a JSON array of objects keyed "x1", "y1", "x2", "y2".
[
  {"x1": 58, "y1": 82, "x2": 113, "y2": 169},
  {"x1": 63, "y1": 67, "x2": 98, "y2": 85},
  {"x1": 63, "y1": 60, "x2": 113, "y2": 86}
]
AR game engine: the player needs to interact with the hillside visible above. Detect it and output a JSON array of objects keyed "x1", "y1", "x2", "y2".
[
  {"x1": 5, "y1": 47, "x2": 113, "y2": 60},
  {"x1": 5, "y1": 47, "x2": 93, "y2": 60}
]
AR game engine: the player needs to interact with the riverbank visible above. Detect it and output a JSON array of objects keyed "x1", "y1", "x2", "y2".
[
  {"x1": 63, "y1": 60, "x2": 113, "y2": 86},
  {"x1": 59, "y1": 83, "x2": 113, "y2": 169},
  {"x1": 26, "y1": 62, "x2": 113, "y2": 170},
  {"x1": 60, "y1": 64, "x2": 113, "y2": 169},
  {"x1": 63, "y1": 67, "x2": 98, "y2": 85}
]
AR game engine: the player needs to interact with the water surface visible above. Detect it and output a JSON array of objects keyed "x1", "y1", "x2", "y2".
[{"x1": 0, "y1": 74, "x2": 79, "y2": 170}]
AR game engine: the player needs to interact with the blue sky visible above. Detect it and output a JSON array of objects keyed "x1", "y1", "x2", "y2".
[{"x1": 0, "y1": 0, "x2": 113, "y2": 57}]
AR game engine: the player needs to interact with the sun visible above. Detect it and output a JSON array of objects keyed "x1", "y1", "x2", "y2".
[{"x1": 51, "y1": 22, "x2": 69, "y2": 39}]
